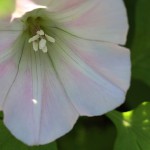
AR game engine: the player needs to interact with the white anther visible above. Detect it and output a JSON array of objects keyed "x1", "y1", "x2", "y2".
[
  {"x1": 28, "y1": 34, "x2": 39, "y2": 43},
  {"x1": 39, "y1": 38, "x2": 46, "y2": 50},
  {"x1": 37, "y1": 30, "x2": 45, "y2": 36},
  {"x1": 45, "y1": 34, "x2": 55, "y2": 43},
  {"x1": 33, "y1": 41, "x2": 38, "y2": 52},
  {"x1": 42, "y1": 46, "x2": 48, "y2": 53}
]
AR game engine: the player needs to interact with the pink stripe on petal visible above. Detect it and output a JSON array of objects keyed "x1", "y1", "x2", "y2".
[
  {"x1": 3, "y1": 49, "x2": 78, "y2": 145},
  {"x1": 66, "y1": 37, "x2": 131, "y2": 92},
  {"x1": 32, "y1": 0, "x2": 86, "y2": 11},
  {"x1": 38, "y1": 55, "x2": 78, "y2": 144},
  {"x1": 0, "y1": 58, "x2": 18, "y2": 110},
  {"x1": 53, "y1": 0, "x2": 128, "y2": 45},
  {"x1": 0, "y1": 31, "x2": 20, "y2": 52},
  {"x1": 3, "y1": 70, "x2": 35, "y2": 145},
  {"x1": 49, "y1": 33, "x2": 130, "y2": 116}
]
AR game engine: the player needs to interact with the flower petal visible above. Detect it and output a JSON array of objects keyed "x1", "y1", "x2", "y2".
[
  {"x1": 47, "y1": 31, "x2": 131, "y2": 116},
  {"x1": 12, "y1": 0, "x2": 46, "y2": 20},
  {"x1": 0, "y1": 33, "x2": 26, "y2": 110},
  {"x1": 52, "y1": 0, "x2": 128, "y2": 45},
  {"x1": 0, "y1": 17, "x2": 23, "y2": 54},
  {"x1": 33, "y1": 0, "x2": 86, "y2": 11},
  {"x1": 0, "y1": 59, "x2": 18, "y2": 110},
  {"x1": 2, "y1": 41, "x2": 78, "y2": 145}
]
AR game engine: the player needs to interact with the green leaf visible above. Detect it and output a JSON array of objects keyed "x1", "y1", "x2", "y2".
[
  {"x1": 107, "y1": 102, "x2": 150, "y2": 150},
  {"x1": 0, "y1": 116, "x2": 57, "y2": 150},
  {"x1": 58, "y1": 117, "x2": 116, "y2": 150},
  {"x1": 125, "y1": 0, "x2": 150, "y2": 86},
  {"x1": 125, "y1": 79, "x2": 150, "y2": 109},
  {"x1": 0, "y1": 0, "x2": 15, "y2": 17}
]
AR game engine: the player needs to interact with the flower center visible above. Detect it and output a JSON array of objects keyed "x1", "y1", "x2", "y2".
[
  {"x1": 22, "y1": 9, "x2": 57, "y2": 53},
  {"x1": 28, "y1": 29, "x2": 55, "y2": 53}
]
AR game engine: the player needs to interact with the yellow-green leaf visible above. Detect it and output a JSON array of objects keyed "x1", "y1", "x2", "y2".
[{"x1": 107, "y1": 102, "x2": 150, "y2": 150}]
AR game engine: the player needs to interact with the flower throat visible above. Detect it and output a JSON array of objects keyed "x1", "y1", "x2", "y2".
[{"x1": 26, "y1": 14, "x2": 55, "y2": 53}]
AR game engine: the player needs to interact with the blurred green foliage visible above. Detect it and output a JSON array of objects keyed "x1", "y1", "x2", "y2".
[
  {"x1": 57, "y1": 117, "x2": 116, "y2": 150},
  {"x1": 0, "y1": 0, "x2": 15, "y2": 17},
  {"x1": 107, "y1": 102, "x2": 150, "y2": 150},
  {"x1": 124, "y1": 0, "x2": 150, "y2": 109},
  {"x1": 129, "y1": 0, "x2": 150, "y2": 87}
]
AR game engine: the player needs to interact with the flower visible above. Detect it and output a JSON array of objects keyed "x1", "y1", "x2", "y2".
[{"x1": 0, "y1": 0, "x2": 131, "y2": 146}]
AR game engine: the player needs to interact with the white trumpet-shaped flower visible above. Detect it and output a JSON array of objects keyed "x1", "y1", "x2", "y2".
[{"x1": 0, "y1": 0, "x2": 131, "y2": 146}]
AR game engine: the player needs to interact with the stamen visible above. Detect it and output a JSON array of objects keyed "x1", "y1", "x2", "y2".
[
  {"x1": 42, "y1": 46, "x2": 48, "y2": 53},
  {"x1": 28, "y1": 34, "x2": 39, "y2": 43},
  {"x1": 45, "y1": 34, "x2": 55, "y2": 43},
  {"x1": 33, "y1": 41, "x2": 38, "y2": 52},
  {"x1": 28, "y1": 29, "x2": 55, "y2": 53},
  {"x1": 39, "y1": 39, "x2": 46, "y2": 50},
  {"x1": 37, "y1": 30, "x2": 44, "y2": 36}
]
